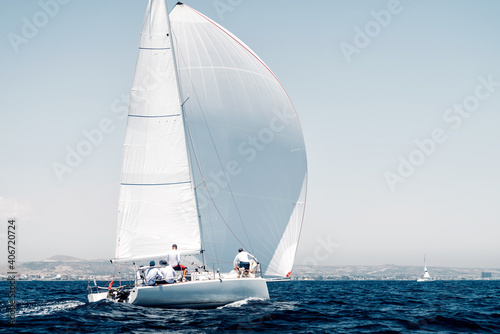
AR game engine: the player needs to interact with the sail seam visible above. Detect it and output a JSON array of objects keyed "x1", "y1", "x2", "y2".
[
  {"x1": 121, "y1": 181, "x2": 191, "y2": 186},
  {"x1": 128, "y1": 114, "x2": 181, "y2": 118},
  {"x1": 139, "y1": 47, "x2": 171, "y2": 50}
]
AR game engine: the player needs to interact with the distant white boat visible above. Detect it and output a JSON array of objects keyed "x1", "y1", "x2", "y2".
[
  {"x1": 87, "y1": 0, "x2": 307, "y2": 308},
  {"x1": 416, "y1": 256, "x2": 432, "y2": 282}
]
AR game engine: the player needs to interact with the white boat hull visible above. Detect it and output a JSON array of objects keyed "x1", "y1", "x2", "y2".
[
  {"x1": 88, "y1": 291, "x2": 108, "y2": 302},
  {"x1": 128, "y1": 278, "x2": 269, "y2": 308},
  {"x1": 98, "y1": 278, "x2": 269, "y2": 308},
  {"x1": 416, "y1": 278, "x2": 432, "y2": 282}
]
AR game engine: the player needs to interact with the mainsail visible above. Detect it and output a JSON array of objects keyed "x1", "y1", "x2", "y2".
[
  {"x1": 114, "y1": 1, "x2": 307, "y2": 278},
  {"x1": 423, "y1": 267, "x2": 431, "y2": 279},
  {"x1": 114, "y1": 0, "x2": 201, "y2": 262},
  {"x1": 423, "y1": 256, "x2": 431, "y2": 278}
]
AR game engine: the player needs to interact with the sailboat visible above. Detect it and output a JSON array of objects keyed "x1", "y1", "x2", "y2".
[
  {"x1": 416, "y1": 257, "x2": 432, "y2": 282},
  {"x1": 87, "y1": 0, "x2": 307, "y2": 308}
]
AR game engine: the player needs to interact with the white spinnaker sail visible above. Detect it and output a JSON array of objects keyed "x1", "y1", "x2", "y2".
[
  {"x1": 170, "y1": 4, "x2": 308, "y2": 277},
  {"x1": 114, "y1": 0, "x2": 201, "y2": 262},
  {"x1": 266, "y1": 176, "x2": 307, "y2": 278}
]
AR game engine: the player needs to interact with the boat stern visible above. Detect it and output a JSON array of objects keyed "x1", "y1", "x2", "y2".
[{"x1": 88, "y1": 292, "x2": 108, "y2": 303}]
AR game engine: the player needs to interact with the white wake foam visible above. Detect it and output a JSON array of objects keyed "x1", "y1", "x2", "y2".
[
  {"x1": 217, "y1": 297, "x2": 266, "y2": 309},
  {"x1": 18, "y1": 300, "x2": 85, "y2": 316}
]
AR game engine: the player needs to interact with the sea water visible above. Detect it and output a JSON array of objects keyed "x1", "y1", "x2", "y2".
[{"x1": 1, "y1": 280, "x2": 499, "y2": 333}]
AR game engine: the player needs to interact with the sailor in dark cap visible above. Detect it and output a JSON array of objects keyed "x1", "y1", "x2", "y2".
[{"x1": 145, "y1": 260, "x2": 160, "y2": 285}]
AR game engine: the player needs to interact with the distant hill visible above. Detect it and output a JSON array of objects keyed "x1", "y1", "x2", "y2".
[
  {"x1": 43, "y1": 255, "x2": 87, "y2": 262},
  {"x1": 0, "y1": 257, "x2": 134, "y2": 280}
]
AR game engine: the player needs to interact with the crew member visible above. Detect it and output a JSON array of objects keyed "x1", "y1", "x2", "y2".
[
  {"x1": 145, "y1": 260, "x2": 160, "y2": 286},
  {"x1": 233, "y1": 248, "x2": 257, "y2": 278},
  {"x1": 158, "y1": 259, "x2": 176, "y2": 284},
  {"x1": 166, "y1": 244, "x2": 187, "y2": 274}
]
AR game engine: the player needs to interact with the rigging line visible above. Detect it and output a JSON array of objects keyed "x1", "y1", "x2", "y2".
[
  {"x1": 200, "y1": 179, "x2": 247, "y2": 249},
  {"x1": 180, "y1": 92, "x2": 220, "y2": 267},
  {"x1": 168, "y1": 7, "x2": 209, "y2": 270},
  {"x1": 106, "y1": 262, "x2": 127, "y2": 287},
  {"x1": 170, "y1": 25, "x2": 218, "y2": 268},
  {"x1": 202, "y1": 185, "x2": 219, "y2": 268},
  {"x1": 171, "y1": 29, "x2": 224, "y2": 266},
  {"x1": 171, "y1": 22, "x2": 254, "y2": 254},
  {"x1": 183, "y1": 133, "x2": 222, "y2": 269},
  {"x1": 192, "y1": 96, "x2": 254, "y2": 252},
  {"x1": 193, "y1": 181, "x2": 205, "y2": 189},
  {"x1": 171, "y1": 22, "x2": 206, "y2": 192}
]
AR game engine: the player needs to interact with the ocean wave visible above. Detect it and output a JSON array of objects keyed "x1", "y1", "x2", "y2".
[
  {"x1": 217, "y1": 297, "x2": 267, "y2": 309},
  {"x1": 17, "y1": 300, "x2": 85, "y2": 317},
  {"x1": 2, "y1": 280, "x2": 500, "y2": 333}
]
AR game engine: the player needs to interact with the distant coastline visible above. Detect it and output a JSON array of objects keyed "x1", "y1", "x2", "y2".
[{"x1": 1, "y1": 256, "x2": 499, "y2": 281}]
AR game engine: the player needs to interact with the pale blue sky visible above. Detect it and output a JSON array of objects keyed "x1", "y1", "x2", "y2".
[{"x1": 1, "y1": 0, "x2": 499, "y2": 268}]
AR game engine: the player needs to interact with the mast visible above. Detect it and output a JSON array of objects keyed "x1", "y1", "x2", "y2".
[{"x1": 166, "y1": 1, "x2": 206, "y2": 268}]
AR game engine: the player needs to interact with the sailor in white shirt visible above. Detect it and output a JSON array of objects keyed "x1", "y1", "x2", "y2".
[
  {"x1": 158, "y1": 259, "x2": 176, "y2": 284},
  {"x1": 166, "y1": 244, "x2": 186, "y2": 271},
  {"x1": 145, "y1": 260, "x2": 161, "y2": 286},
  {"x1": 233, "y1": 248, "x2": 257, "y2": 277}
]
